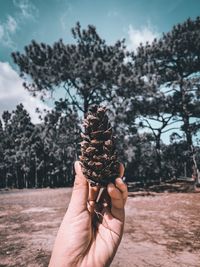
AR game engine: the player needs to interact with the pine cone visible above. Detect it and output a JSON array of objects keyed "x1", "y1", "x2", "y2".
[{"x1": 79, "y1": 105, "x2": 120, "y2": 186}]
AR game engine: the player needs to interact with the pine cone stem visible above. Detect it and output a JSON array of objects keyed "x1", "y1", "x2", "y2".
[{"x1": 96, "y1": 188, "x2": 105, "y2": 203}]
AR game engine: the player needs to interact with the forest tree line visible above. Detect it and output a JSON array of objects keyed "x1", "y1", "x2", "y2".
[{"x1": 0, "y1": 17, "x2": 200, "y2": 188}]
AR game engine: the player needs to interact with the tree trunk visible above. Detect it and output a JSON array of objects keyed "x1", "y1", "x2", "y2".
[
  {"x1": 155, "y1": 133, "x2": 162, "y2": 182},
  {"x1": 83, "y1": 97, "x2": 89, "y2": 117},
  {"x1": 35, "y1": 155, "x2": 38, "y2": 188},
  {"x1": 191, "y1": 146, "x2": 200, "y2": 188},
  {"x1": 181, "y1": 83, "x2": 193, "y2": 177}
]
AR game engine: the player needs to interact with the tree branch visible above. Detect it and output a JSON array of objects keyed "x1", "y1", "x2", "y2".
[
  {"x1": 162, "y1": 127, "x2": 180, "y2": 134},
  {"x1": 63, "y1": 83, "x2": 84, "y2": 112},
  {"x1": 140, "y1": 119, "x2": 157, "y2": 137},
  {"x1": 167, "y1": 119, "x2": 182, "y2": 126}
]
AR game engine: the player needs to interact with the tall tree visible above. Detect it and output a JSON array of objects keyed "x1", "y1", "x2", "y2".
[
  {"x1": 0, "y1": 119, "x2": 5, "y2": 187},
  {"x1": 12, "y1": 22, "x2": 134, "y2": 116},
  {"x1": 2, "y1": 110, "x2": 15, "y2": 187},
  {"x1": 135, "y1": 17, "x2": 200, "y2": 176},
  {"x1": 5, "y1": 104, "x2": 35, "y2": 188},
  {"x1": 138, "y1": 95, "x2": 181, "y2": 180},
  {"x1": 0, "y1": 102, "x2": 81, "y2": 188},
  {"x1": 42, "y1": 100, "x2": 80, "y2": 186}
]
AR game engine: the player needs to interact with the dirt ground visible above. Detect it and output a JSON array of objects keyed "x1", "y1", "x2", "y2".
[{"x1": 0, "y1": 189, "x2": 200, "y2": 267}]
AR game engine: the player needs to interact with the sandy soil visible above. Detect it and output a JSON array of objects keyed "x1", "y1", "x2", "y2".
[{"x1": 0, "y1": 188, "x2": 200, "y2": 267}]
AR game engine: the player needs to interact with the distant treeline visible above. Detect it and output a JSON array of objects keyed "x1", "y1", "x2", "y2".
[
  {"x1": 0, "y1": 103, "x2": 199, "y2": 188},
  {"x1": 1, "y1": 17, "x2": 200, "y2": 188},
  {"x1": 0, "y1": 104, "x2": 80, "y2": 188}
]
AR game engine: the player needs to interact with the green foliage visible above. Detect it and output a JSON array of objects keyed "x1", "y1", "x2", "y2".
[
  {"x1": 0, "y1": 18, "x2": 199, "y2": 188},
  {"x1": 135, "y1": 17, "x2": 200, "y2": 146},
  {"x1": 12, "y1": 22, "x2": 136, "y2": 115},
  {"x1": 0, "y1": 103, "x2": 80, "y2": 188}
]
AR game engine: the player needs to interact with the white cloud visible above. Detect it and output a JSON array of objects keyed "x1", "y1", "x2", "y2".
[
  {"x1": 60, "y1": 4, "x2": 73, "y2": 31},
  {"x1": 13, "y1": 0, "x2": 38, "y2": 20},
  {"x1": 0, "y1": 15, "x2": 18, "y2": 48},
  {"x1": 0, "y1": 62, "x2": 50, "y2": 124},
  {"x1": 7, "y1": 16, "x2": 17, "y2": 33},
  {"x1": 60, "y1": 12, "x2": 68, "y2": 31},
  {"x1": 0, "y1": 1, "x2": 38, "y2": 48},
  {"x1": 127, "y1": 23, "x2": 160, "y2": 51}
]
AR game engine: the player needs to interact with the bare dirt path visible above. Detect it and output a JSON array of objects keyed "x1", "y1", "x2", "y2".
[{"x1": 0, "y1": 189, "x2": 200, "y2": 267}]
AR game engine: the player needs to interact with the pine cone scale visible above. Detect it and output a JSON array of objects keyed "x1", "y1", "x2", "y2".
[{"x1": 80, "y1": 105, "x2": 120, "y2": 186}]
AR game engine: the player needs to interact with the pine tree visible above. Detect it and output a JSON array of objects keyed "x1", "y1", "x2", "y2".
[
  {"x1": 135, "y1": 17, "x2": 200, "y2": 177},
  {"x1": 0, "y1": 119, "x2": 5, "y2": 187},
  {"x1": 12, "y1": 22, "x2": 131, "y2": 116},
  {"x1": 42, "y1": 100, "x2": 80, "y2": 186}
]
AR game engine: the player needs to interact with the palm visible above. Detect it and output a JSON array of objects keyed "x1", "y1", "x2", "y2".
[{"x1": 76, "y1": 204, "x2": 124, "y2": 266}]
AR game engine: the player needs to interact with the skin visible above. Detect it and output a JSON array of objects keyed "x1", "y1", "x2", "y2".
[{"x1": 49, "y1": 161, "x2": 128, "y2": 267}]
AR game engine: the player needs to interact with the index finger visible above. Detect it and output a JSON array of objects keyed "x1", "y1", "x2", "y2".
[
  {"x1": 107, "y1": 183, "x2": 124, "y2": 221},
  {"x1": 119, "y1": 163, "x2": 125, "y2": 178}
]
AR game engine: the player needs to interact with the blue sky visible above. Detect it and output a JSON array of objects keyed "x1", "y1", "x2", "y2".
[
  {"x1": 0, "y1": 0, "x2": 200, "y2": 142},
  {"x1": 1, "y1": 0, "x2": 200, "y2": 64}
]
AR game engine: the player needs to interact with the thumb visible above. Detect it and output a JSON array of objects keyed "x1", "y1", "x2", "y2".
[{"x1": 67, "y1": 161, "x2": 89, "y2": 214}]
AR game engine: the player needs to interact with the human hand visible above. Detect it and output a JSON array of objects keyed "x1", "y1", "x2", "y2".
[{"x1": 49, "y1": 161, "x2": 128, "y2": 267}]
